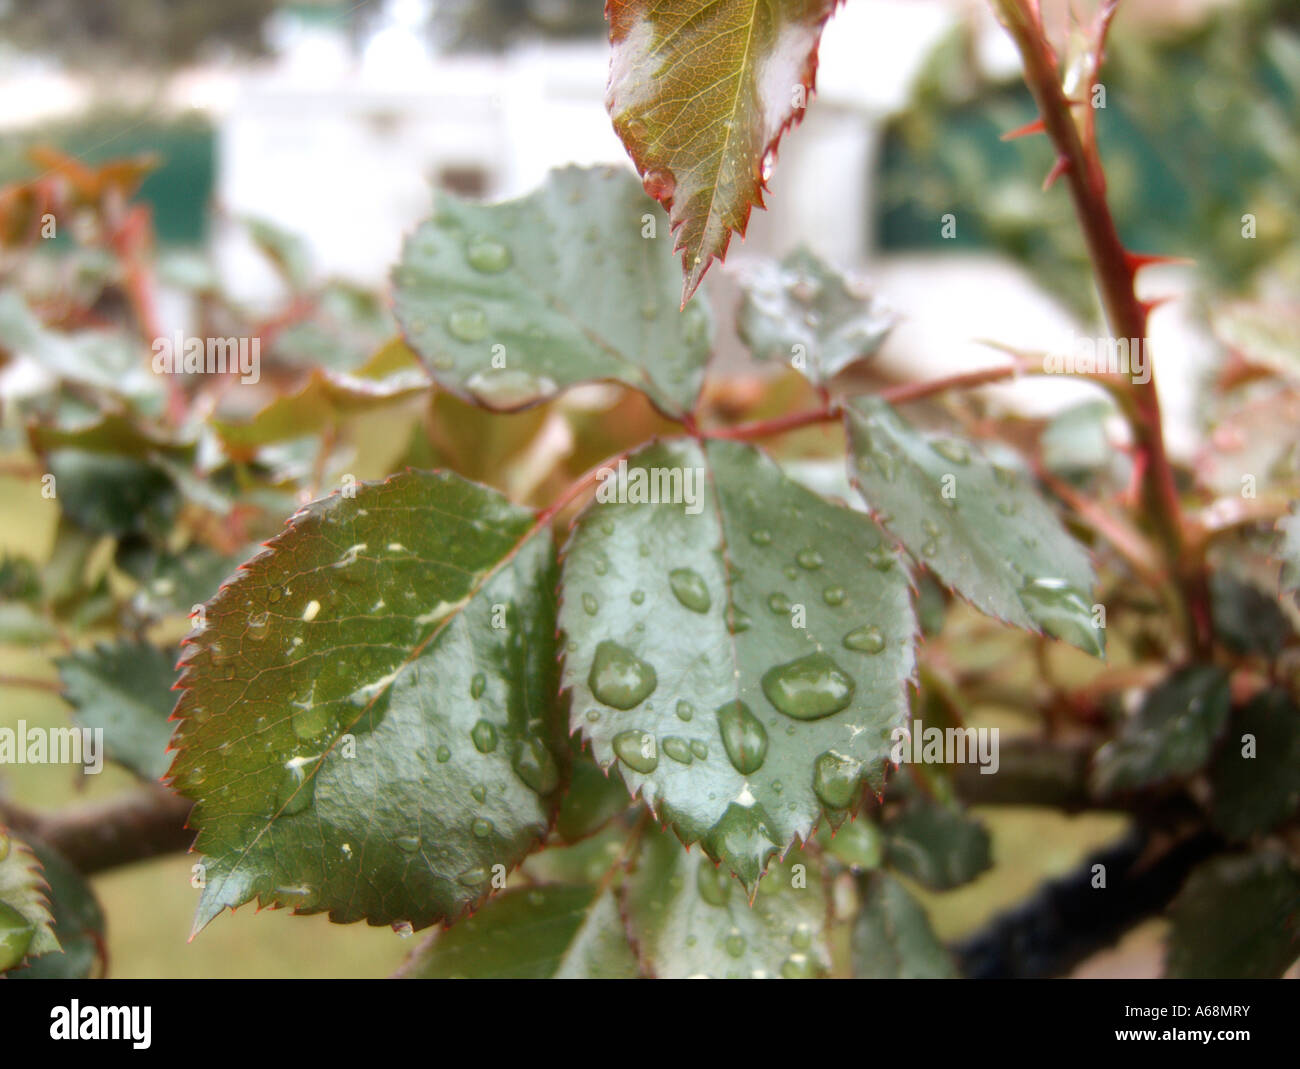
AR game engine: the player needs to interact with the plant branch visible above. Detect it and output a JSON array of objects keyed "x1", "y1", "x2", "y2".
[
  {"x1": 990, "y1": 0, "x2": 1210, "y2": 655},
  {"x1": 1, "y1": 785, "x2": 194, "y2": 875}
]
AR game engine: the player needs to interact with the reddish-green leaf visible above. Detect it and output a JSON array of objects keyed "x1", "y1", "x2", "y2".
[
  {"x1": 169, "y1": 470, "x2": 564, "y2": 934},
  {"x1": 606, "y1": 0, "x2": 840, "y2": 301}
]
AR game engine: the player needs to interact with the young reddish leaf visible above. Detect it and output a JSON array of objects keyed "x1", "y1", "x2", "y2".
[{"x1": 606, "y1": 0, "x2": 841, "y2": 302}]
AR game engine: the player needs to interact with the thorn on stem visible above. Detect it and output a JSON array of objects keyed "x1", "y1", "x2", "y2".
[
  {"x1": 1042, "y1": 155, "x2": 1071, "y2": 191},
  {"x1": 1001, "y1": 117, "x2": 1046, "y2": 141}
]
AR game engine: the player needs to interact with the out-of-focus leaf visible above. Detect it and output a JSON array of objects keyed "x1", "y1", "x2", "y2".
[
  {"x1": 399, "y1": 884, "x2": 638, "y2": 979},
  {"x1": 606, "y1": 0, "x2": 840, "y2": 300},
  {"x1": 1212, "y1": 300, "x2": 1300, "y2": 380},
  {"x1": 1091, "y1": 666, "x2": 1232, "y2": 796},
  {"x1": 556, "y1": 742, "x2": 631, "y2": 844},
  {"x1": 1209, "y1": 571, "x2": 1293, "y2": 657},
  {"x1": 852, "y1": 871, "x2": 956, "y2": 979},
  {"x1": 57, "y1": 640, "x2": 178, "y2": 781},
  {"x1": 1278, "y1": 501, "x2": 1300, "y2": 597},
  {"x1": 11, "y1": 841, "x2": 104, "y2": 979},
  {"x1": 244, "y1": 216, "x2": 312, "y2": 291},
  {"x1": 737, "y1": 246, "x2": 893, "y2": 383},
  {"x1": 1040, "y1": 401, "x2": 1114, "y2": 476},
  {"x1": 820, "y1": 818, "x2": 883, "y2": 872},
  {"x1": 169, "y1": 470, "x2": 564, "y2": 932},
  {"x1": 0, "y1": 830, "x2": 59, "y2": 973},
  {"x1": 1166, "y1": 850, "x2": 1300, "y2": 979},
  {"x1": 625, "y1": 826, "x2": 830, "y2": 978},
  {"x1": 883, "y1": 797, "x2": 991, "y2": 891},
  {"x1": 560, "y1": 438, "x2": 914, "y2": 889},
  {"x1": 0, "y1": 289, "x2": 160, "y2": 404},
  {"x1": 1210, "y1": 689, "x2": 1300, "y2": 841},
  {"x1": 212, "y1": 343, "x2": 429, "y2": 454},
  {"x1": 393, "y1": 165, "x2": 712, "y2": 416},
  {"x1": 845, "y1": 397, "x2": 1102, "y2": 655},
  {"x1": 46, "y1": 450, "x2": 179, "y2": 537}
]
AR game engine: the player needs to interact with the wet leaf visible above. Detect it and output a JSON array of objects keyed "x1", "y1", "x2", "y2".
[
  {"x1": 845, "y1": 397, "x2": 1102, "y2": 655},
  {"x1": 170, "y1": 470, "x2": 564, "y2": 932},
  {"x1": 0, "y1": 830, "x2": 59, "y2": 973},
  {"x1": 10, "y1": 841, "x2": 104, "y2": 979},
  {"x1": 560, "y1": 438, "x2": 914, "y2": 889},
  {"x1": 393, "y1": 165, "x2": 711, "y2": 416},
  {"x1": 625, "y1": 825, "x2": 829, "y2": 978},
  {"x1": 738, "y1": 246, "x2": 893, "y2": 383}
]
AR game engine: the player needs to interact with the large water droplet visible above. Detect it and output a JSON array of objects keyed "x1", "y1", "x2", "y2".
[
  {"x1": 843, "y1": 624, "x2": 886, "y2": 654},
  {"x1": 588, "y1": 641, "x2": 657, "y2": 709},
  {"x1": 276, "y1": 758, "x2": 317, "y2": 815},
  {"x1": 613, "y1": 729, "x2": 659, "y2": 773},
  {"x1": 470, "y1": 672, "x2": 487, "y2": 699},
  {"x1": 725, "y1": 929, "x2": 747, "y2": 957},
  {"x1": 396, "y1": 834, "x2": 421, "y2": 853},
  {"x1": 761, "y1": 652, "x2": 855, "y2": 720},
  {"x1": 930, "y1": 437, "x2": 971, "y2": 464},
  {"x1": 1020, "y1": 577, "x2": 1102, "y2": 655},
  {"x1": 823, "y1": 586, "x2": 846, "y2": 606},
  {"x1": 796, "y1": 548, "x2": 824, "y2": 570},
  {"x1": 582, "y1": 592, "x2": 599, "y2": 616},
  {"x1": 447, "y1": 304, "x2": 488, "y2": 342},
  {"x1": 696, "y1": 861, "x2": 731, "y2": 907},
  {"x1": 750, "y1": 529, "x2": 772, "y2": 547},
  {"x1": 768, "y1": 592, "x2": 791, "y2": 614},
  {"x1": 466, "y1": 236, "x2": 511, "y2": 274},
  {"x1": 669, "y1": 568, "x2": 711, "y2": 613},
  {"x1": 812, "y1": 750, "x2": 862, "y2": 809},
  {"x1": 676, "y1": 699, "x2": 694, "y2": 722},
  {"x1": 716, "y1": 700, "x2": 768, "y2": 774},
  {"x1": 513, "y1": 738, "x2": 559, "y2": 794},
  {"x1": 781, "y1": 954, "x2": 816, "y2": 978},
  {"x1": 465, "y1": 369, "x2": 557, "y2": 407},
  {"x1": 471, "y1": 817, "x2": 494, "y2": 839},
  {"x1": 471, "y1": 719, "x2": 498, "y2": 754},
  {"x1": 662, "y1": 736, "x2": 694, "y2": 764},
  {"x1": 642, "y1": 168, "x2": 676, "y2": 200}
]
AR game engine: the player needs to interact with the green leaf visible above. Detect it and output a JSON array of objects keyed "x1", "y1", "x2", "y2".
[
  {"x1": 606, "y1": 0, "x2": 840, "y2": 300},
  {"x1": 851, "y1": 871, "x2": 956, "y2": 978},
  {"x1": 845, "y1": 397, "x2": 1102, "y2": 655},
  {"x1": 1209, "y1": 571, "x2": 1293, "y2": 657},
  {"x1": 819, "y1": 818, "x2": 883, "y2": 873},
  {"x1": 1091, "y1": 665, "x2": 1231, "y2": 796},
  {"x1": 392, "y1": 165, "x2": 712, "y2": 416},
  {"x1": 169, "y1": 470, "x2": 564, "y2": 933},
  {"x1": 1166, "y1": 850, "x2": 1300, "y2": 978},
  {"x1": 883, "y1": 797, "x2": 992, "y2": 891},
  {"x1": 625, "y1": 825, "x2": 830, "y2": 978},
  {"x1": 1278, "y1": 501, "x2": 1300, "y2": 597},
  {"x1": 399, "y1": 884, "x2": 638, "y2": 979},
  {"x1": 0, "y1": 289, "x2": 162, "y2": 405},
  {"x1": 560, "y1": 438, "x2": 915, "y2": 888},
  {"x1": 557, "y1": 743, "x2": 632, "y2": 844},
  {"x1": 11, "y1": 841, "x2": 105, "y2": 979},
  {"x1": 48, "y1": 450, "x2": 180, "y2": 538},
  {"x1": 57, "y1": 640, "x2": 178, "y2": 781},
  {"x1": 0, "y1": 829, "x2": 59, "y2": 973},
  {"x1": 737, "y1": 247, "x2": 893, "y2": 383},
  {"x1": 1210, "y1": 689, "x2": 1300, "y2": 841}
]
